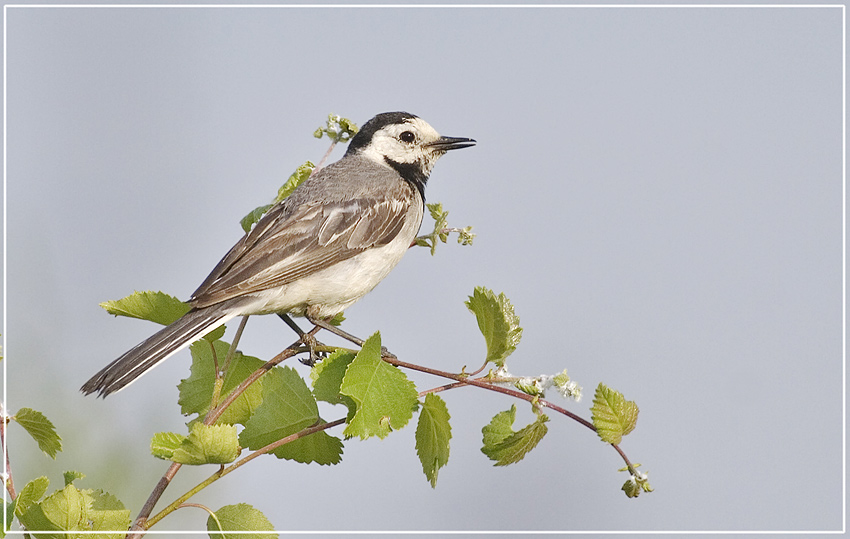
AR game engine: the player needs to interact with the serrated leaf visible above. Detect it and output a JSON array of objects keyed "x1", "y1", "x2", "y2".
[
  {"x1": 590, "y1": 383, "x2": 639, "y2": 445},
  {"x1": 415, "y1": 394, "x2": 452, "y2": 488},
  {"x1": 208, "y1": 503, "x2": 277, "y2": 539},
  {"x1": 150, "y1": 431, "x2": 184, "y2": 459},
  {"x1": 178, "y1": 340, "x2": 265, "y2": 426},
  {"x1": 169, "y1": 423, "x2": 240, "y2": 465},
  {"x1": 273, "y1": 420, "x2": 343, "y2": 465},
  {"x1": 240, "y1": 367, "x2": 341, "y2": 465},
  {"x1": 340, "y1": 332, "x2": 418, "y2": 440},
  {"x1": 13, "y1": 408, "x2": 62, "y2": 459},
  {"x1": 87, "y1": 489, "x2": 130, "y2": 535},
  {"x1": 465, "y1": 286, "x2": 523, "y2": 367},
  {"x1": 33, "y1": 483, "x2": 87, "y2": 533},
  {"x1": 88, "y1": 489, "x2": 126, "y2": 512},
  {"x1": 481, "y1": 405, "x2": 516, "y2": 448},
  {"x1": 310, "y1": 349, "x2": 357, "y2": 419},
  {"x1": 62, "y1": 471, "x2": 84, "y2": 486},
  {"x1": 327, "y1": 311, "x2": 346, "y2": 326},
  {"x1": 14, "y1": 476, "x2": 49, "y2": 517},
  {"x1": 203, "y1": 324, "x2": 227, "y2": 343},
  {"x1": 481, "y1": 406, "x2": 549, "y2": 466},
  {"x1": 100, "y1": 290, "x2": 191, "y2": 326}
]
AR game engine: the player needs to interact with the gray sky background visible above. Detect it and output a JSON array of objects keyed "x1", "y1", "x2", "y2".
[{"x1": 2, "y1": 3, "x2": 844, "y2": 535}]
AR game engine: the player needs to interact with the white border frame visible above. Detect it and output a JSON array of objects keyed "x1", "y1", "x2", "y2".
[{"x1": 1, "y1": 3, "x2": 845, "y2": 535}]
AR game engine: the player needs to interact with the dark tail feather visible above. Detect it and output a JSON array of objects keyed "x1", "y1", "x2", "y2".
[{"x1": 81, "y1": 304, "x2": 237, "y2": 398}]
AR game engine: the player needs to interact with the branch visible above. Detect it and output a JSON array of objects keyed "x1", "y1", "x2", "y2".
[
  {"x1": 382, "y1": 356, "x2": 596, "y2": 432},
  {"x1": 143, "y1": 417, "x2": 346, "y2": 530}
]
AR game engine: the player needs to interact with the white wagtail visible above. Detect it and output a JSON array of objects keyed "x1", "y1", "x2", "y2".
[{"x1": 81, "y1": 112, "x2": 475, "y2": 397}]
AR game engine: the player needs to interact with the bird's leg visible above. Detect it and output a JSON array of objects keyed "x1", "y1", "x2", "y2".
[
  {"x1": 306, "y1": 315, "x2": 397, "y2": 359},
  {"x1": 277, "y1": 313, "x2": 325, "y2": 366}
]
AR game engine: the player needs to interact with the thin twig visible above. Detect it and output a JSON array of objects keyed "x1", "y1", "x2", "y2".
[
  {"x1": 381, "y1": 355, "x2": 596, "y2": 432},
  {"x1": 418, "y1": 382, "x2": 466, "y2": 397},
  {"x1": 312, "y1": 139, "x2": 339, "y2": 173},
  {"x1": 128, "y1": 462, "x2": 182, "y2": 537},
  {"x1": 221, "y1": 316, "x2": 249, "y2": 376}
]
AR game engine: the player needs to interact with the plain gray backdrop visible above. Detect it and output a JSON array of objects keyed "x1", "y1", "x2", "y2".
[{"x1": 2, "y1": 3, "x2": 844, "y2": 535}]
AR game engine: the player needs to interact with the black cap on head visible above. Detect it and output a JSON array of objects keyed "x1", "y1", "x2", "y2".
[{"x1": 345, "y1": 112, "x2": 418, "y2": 155}]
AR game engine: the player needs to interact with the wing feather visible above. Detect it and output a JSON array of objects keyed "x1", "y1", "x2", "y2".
[{"x1": 189, "y1": 194, "x2": 413, "y2": 308}]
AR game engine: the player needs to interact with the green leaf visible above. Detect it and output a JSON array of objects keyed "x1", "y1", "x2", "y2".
[
  {"x1": 150, "y1": 431, "x2": 184, "y2": 459},
  {"x1": 87, "y1": 489, "x2": 131, "y2": 535},
  {"x1": 240, "y1": 367, "x2": 342, "y2": 465},
  {"x1": 273, "y1": 420, "x2": 344, "y2": 465},
  {"x1": 203, "y1": 324, "x2": 227, "y2": 343},
  {"x1": 481, "y1": 405, "x2": 516, "y2": 448},
  {"x1": 240, "y1": 161, "x2": 315, "y2": 232},
  {"x1": 207, "y1": 503, "x2": 277, "y2": 539},
  {"x1": 327, "y1": 311, "x2": 346, "y2": 326},
  {"x1": 166, "y1": 423, "x2": 240, "y2": 465},
  {"x1": 17, "y1": 498, "x2": 63, "y2": 536},
  {"x1": 590, "y1": 383, "x2": 639, "y2": 445},
  {"x1": 481, "y1": 405, "x2": 549, "y2": 466},
  {"x1": 13, "y1": 476, "x2": 49, "y2": 517},
  {"x1": 13, "y1": 408, "x2": 62, "y2": 458},
  {"x1": 3, "y1": 500, "x2": 14, "y2": 537},
  {"x1": 274, "y1": 161, "x2": 315, "y2": 202},
  {"x1": 62, "y1": 471, "x2": 84, "y2": 487},
  {"x1": 465, "y1": 286, "x2": 523, "y2": 367},
  {"x1": 89, "y1": 489, "x2": 127, "y2": 512},
  {"x1": 339, "y1": 332, "x2": 418, "y2": 440},
  {"x1": 310, "y1": 349, "x2": 357, "y2": 419},
  {"x1": 178, "y1": 340, "x2": 265, "y2": 426},
  {"x1": 100, "y1": 290, "x2": 191, "y2": 326},
  {"x1": 239, "y1": 203, "x2": 274, "y2": 233},
  {"x1": 32, "y1": 483, "x2": 87, "y2": 533},
  {"x1": 415, "y1": 394, "x2": 452, "y2": 488},
  {"x1": 622, "y1": 477, "x2": 641, "y2": 498}
]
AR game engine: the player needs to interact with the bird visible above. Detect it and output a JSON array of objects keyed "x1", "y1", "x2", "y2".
[{"x1": 81, "y1": 112, "x2": 475, "y2": 397}]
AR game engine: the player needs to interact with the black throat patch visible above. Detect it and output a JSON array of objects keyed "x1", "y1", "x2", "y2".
[{"x1": 385, "y1": 157, "x2": 428, "y2": 201}]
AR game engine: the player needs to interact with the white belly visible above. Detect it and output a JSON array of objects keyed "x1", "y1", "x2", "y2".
[{"x1": 246, "y1": 203, "x2": 422, "y2": 319}]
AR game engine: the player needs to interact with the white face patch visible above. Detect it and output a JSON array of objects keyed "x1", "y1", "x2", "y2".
[{"x1": 359, "y1": 117, "x2": 445, "y2": 174}]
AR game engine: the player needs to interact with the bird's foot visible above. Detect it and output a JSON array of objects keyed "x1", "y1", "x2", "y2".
[{"x1": 297, "y1": 332, "x2": 328, "y2": 366}]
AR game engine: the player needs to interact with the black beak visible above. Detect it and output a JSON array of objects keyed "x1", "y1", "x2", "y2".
[{"x1": 428, "y1": 136, "x2": 476, "y2": 151}]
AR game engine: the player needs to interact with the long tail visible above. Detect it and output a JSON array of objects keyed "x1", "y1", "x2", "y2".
[{"x1": 81, "y1": 304, "x2": 239, "y2": 398}]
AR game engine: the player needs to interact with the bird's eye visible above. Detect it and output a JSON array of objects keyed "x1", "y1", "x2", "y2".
[{"x1": 399, "y1": 131, "x2": 416, "y2": 143}]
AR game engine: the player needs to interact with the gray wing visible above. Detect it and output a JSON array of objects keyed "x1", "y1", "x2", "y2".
[{"x1": 189, "y1": 193, "x2": 412, "y2": 308}]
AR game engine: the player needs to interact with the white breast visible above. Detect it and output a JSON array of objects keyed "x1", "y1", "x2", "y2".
[{"x1": 247, "y1": 200, "x2": 424, "y2": 319}]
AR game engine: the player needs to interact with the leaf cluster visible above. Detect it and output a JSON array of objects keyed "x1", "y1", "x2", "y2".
[
  {"x1": 8, "y1": 474, "x2": 129, "y2": 539},
  {"x1": 312, "y1": 114, "x2": 358, "y2": 143},
  {"x1": 415, "y1": 202, "x2": 476, "y2": 255}
]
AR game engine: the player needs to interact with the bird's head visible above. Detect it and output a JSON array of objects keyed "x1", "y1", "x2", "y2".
[{"x1": 347, "y1": 112, "x2": 476, "y2": 178}]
